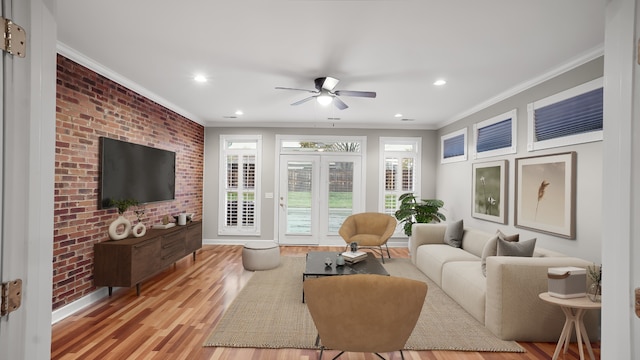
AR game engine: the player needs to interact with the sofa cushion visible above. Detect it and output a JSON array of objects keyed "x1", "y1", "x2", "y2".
[
  {"x1": 441, "y1": 261, "x2": 487, "y2": 324},
  {"x1": 443, "y1": 219, "x2": 463, "y2": 248},
  {"x1": 414, "y1": 244, "x2": 479, "y2": 287},
  {"x1": 460, "y1": 228, "x2": 493, "y2": 257},
  {"x1": 497, "y1": 237, "x2": 536, "y2": 257}
]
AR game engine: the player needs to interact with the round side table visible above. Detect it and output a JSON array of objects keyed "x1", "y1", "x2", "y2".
[{"x1": 539, "y1": 292, "x2": 601, "y2": 360}]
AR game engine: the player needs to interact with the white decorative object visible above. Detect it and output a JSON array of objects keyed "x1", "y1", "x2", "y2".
[
  {"x1": 131, "y1": 222, "x2": 147, "y2": 238},
  {"x1": 153, "y1": 223, "x2": 176, "y2": 229},
  {"x1": 108, "y1": 215, "x2": 132, "y2": 240},
  {"x1": 178, "y1": 213, "x2": 187, "y2": 225}
]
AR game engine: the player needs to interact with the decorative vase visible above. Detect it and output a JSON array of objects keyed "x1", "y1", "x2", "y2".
[
  {"x1": 336, "y1": 254, "x2": 345, "y2": 266},
  {"x1": 108, "y1": 215, "x2": 132, "y2": 240},
  {"x1": 587, "y1": 282, "x2": 601, "y2": 302},
  {"x1": 350, "y1": 241, "x2": 358, "y2": 252},
  {"x1": 324, "y1": 257, "x2": 333, "y2": 267},
  {"x1": 131, "y1": 222, "x2": 147, "y2": 238}
]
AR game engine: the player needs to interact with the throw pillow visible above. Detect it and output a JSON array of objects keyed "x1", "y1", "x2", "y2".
[
  {"x1": 443, "y1": 219, "x2": 464, "y2": 248},
  {"x1": 496, "y1": 237, "x2": 537, "y2": 257},
  {"x1": 496, "y1": 229, "x2": 519, "y2": 243},
  {"x1": 480, "y1": 235, "x2": 499, "y2": 277},
  {"x1": 481, "y1": 230, "x2": 520, "y2": 277}
]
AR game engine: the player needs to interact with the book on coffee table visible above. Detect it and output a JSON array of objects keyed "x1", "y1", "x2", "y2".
[{"x1": 342, "y1": 251, "x2": 368, "y2": 263}]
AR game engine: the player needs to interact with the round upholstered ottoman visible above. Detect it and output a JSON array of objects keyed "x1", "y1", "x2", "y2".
[{"x1": 242, "y1": 241, "x2": 280, "y2": 271}]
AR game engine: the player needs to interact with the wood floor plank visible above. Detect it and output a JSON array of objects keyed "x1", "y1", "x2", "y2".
[{"x1": 51, "y1": 245, "x2": 599, "y2": 359}]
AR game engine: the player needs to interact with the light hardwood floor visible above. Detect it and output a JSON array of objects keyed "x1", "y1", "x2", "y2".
[{"x1": 51, "y1": 245, "x2": 600, "y2": 359}]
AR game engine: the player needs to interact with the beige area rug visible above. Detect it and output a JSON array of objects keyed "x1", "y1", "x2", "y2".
[{"x1": 203, "y1": 256, "x2": 524, "y2": 352}]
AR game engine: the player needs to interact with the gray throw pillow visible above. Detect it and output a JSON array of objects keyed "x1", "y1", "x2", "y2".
[
  {"x1": 481, "y1": 230, "x2": 520, "y2": 277},
  {"x1": 497, "y1": 229, "x2": 519, "y2": 243},
  {"x1": 443, "y1": 219, "x2": 463, "y2": 248},
  {"x1": 496, "y1": 237, "x2": 536, "y2": 257}
]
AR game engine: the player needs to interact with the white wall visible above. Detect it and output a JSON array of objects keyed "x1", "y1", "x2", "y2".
[
  {"x1": 202, "y1": 127, "x2": 436, "y2": 243},
  {"x1": 435, "y1": 57, "x2": 604, "y2": 263}
]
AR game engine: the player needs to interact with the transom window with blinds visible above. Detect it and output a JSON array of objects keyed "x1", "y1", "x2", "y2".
[
  {"x1": 527, "y1": 77, "x2": 603, "y2": 151},
  {"x1": 473, "y1": 109, "x2": 517, "y2": 159},
  {"x1": 379, "y1": 138, "x2": 421, "y2": 226},
  {"x1": 441, "y1": 128, "x2": 467, "y2": 164},
  {"x1": 219, "y1": 135, "x2": 262, "y2": 235}
]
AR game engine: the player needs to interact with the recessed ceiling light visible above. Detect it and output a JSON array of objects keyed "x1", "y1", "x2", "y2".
[
  {"x1": 235, "y1": 110, "x2": 244, "y2": 116},
  {"x1": 194, "y1": 74, "x2": 207, "y2": 83},
  {"x1": 394, "y1": 113, "x2": 403, "y2": 118},
  {"x1": 433, "y1": 79, "x2": 446, "y2": 86}
]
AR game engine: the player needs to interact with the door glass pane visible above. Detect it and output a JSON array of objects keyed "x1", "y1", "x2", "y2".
[
  {"x1": 287, "y1": 161, "x2": 312, "y2": 234},
  {"x1": 281, "y1": 140, "x2": 361, "y2": 153},
  {"x1": 328, "y1": 161, "x2": 353, "y2": 233}
]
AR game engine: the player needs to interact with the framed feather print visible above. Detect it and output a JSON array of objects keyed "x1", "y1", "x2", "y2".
[{"x1": 515, "y1": 152, "x2": 576, "y2": 239}]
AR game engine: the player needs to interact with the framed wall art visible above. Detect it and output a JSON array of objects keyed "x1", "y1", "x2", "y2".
[
  {"x1": 515, "y1": 152, "x2": 576, "y2": 239},
  {"x1": 472, "y1": 160, "x2": 508, "y2": 224}
]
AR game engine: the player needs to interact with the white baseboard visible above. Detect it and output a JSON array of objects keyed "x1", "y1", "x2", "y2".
[{"x1": 51, "y1": 287, "x2": 111, "y2": 324}]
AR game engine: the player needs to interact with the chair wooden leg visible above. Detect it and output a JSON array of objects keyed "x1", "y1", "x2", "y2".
[
  {"x1": 384, "y1": 243, "x2": 391, "y2": 259},
  {"x1": 331, "y1": 351, "x2": 344, "y2": 360}
]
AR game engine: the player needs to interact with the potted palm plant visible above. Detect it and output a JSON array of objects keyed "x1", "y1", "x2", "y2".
[{"x1": 394, "y1": 193, "x2": 446, "y2": 237}]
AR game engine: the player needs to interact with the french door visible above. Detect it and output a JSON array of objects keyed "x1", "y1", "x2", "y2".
[{"x1": 278, "y1": 154, "x2": 362, "y2": 245}]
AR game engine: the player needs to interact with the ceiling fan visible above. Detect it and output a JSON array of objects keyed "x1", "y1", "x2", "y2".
[{"x1": 275, "y1": 77, "x2": 376, "y2": 110}]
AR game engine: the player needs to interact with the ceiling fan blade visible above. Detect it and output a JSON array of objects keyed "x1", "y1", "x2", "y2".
[
  {"x1": 275, "y1": 86, "x2": 318, "y2": 94},
  {"x1": 333, "y1": 96, "x2": 349, "y2": 110},
  {"x1": 314, "y1": 77, "x2": 340, "y2": 91},
  {"x1": 334, "y1": 90, "x2": 377, "y2": 98},
  {"x1": 291, "y1": 96, "x2": 315, "y2": 106}
]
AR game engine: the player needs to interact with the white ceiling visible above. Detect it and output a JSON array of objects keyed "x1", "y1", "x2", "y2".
[{"x1": 56, "y1": 0, "x2": 605, "y2": 129}]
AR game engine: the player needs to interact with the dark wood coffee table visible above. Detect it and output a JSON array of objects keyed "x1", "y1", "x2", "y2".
[{"x1": 302, "y1": 251, "x2": 389, "y2": 302}]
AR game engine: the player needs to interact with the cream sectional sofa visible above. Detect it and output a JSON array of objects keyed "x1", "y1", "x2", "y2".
[{"x1": 409, "y1": 223, "x2": 599, "y2": 342}]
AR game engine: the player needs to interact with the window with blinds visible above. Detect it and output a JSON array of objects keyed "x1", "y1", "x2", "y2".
[
  {"x1": 441, "y1": 128, "x2": 467, "y2": 163},
  {"x1": 379, "y1": 138, "x2": 421, "y2": 235},
  {"x1": 219, "y1": 135, "x2": 262, "y2": 235},
  {"x1": 473, "y1": 109, "x2": 517, "y2": 159},
  {"x1": 527, "y1": 77, "x2": 603, "y2": 151}
]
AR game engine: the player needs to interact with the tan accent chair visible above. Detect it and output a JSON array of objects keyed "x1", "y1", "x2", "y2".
[
  {"x1": 303, "y1": 274, "x2": 427, "y2": 360},
  {"x1": 338, "y1": 212, "x2": 397, "y2": 263}
]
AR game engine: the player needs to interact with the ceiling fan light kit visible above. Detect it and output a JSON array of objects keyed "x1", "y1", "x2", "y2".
[
  {"x1": 316, "y1": 94, "x2": 333, "y2": 106},
  {"x1": 275, "y1": 76, "x2": 376, "y2": 110}
]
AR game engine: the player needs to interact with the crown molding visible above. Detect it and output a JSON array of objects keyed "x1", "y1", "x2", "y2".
[
  {"x1": 439, "y1": 44, "x2": 605, "y2": 129},
  {"x1": 56, "y1": 42, "x2": 204, "y2": 126}
]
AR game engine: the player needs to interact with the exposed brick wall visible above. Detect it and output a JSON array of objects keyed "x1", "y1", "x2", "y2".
[{"x1": 53, "y1": 55, "x2": 204, "y2": 310}]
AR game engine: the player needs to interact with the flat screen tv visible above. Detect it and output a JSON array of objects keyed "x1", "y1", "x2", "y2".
[{"x1": 99, "y1": 137, "x2": 176, "y2": 209}]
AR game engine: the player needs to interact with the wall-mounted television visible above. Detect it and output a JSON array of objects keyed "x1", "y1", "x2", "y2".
[{"x1": 99, "y1": 137, "x2": 176, "y2": 209}]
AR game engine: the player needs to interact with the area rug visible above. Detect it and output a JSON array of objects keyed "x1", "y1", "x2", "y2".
[{"x1": 203, "y1": 256, "x2": 524, "y2": 352}]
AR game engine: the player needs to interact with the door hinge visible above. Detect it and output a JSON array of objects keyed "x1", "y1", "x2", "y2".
[
  {"x1": 0, "y1": 16, "x2": 26, "y2": 58},
  {"x1": 1, "y1": 279, "x2": 23, "y2": 316}
]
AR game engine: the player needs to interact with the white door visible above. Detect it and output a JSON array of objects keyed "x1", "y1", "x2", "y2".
[
  {"x1": 278, "y1": 155, "x2": 319, "y2": 245},
  {"x1": 0, "y1": 0, "x2": 57, "y2": 358},
  {"x1": 278, "y1": 155, "x2": 362, "y2": 245}
]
